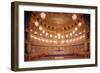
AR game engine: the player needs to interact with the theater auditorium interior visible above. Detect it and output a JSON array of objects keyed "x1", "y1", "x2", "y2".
[{"x1": 24, "y1": 11, "x2": 90, "y2": 61}]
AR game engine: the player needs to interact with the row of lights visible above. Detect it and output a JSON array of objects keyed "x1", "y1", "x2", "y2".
[
  {"x1": 40, "y1": 12, "x2": 78, "y2": 21},
  {"x1": 32, "y1": 28, "x2": 85, "y2": 40},
  {"x1": 33, "y1": 31, "x2": 85, "y2": 39},
  {"x1": 32, "y1": 27, "x2": 83, "y2": 40},
  {"x1": 30, "y1": 34, "x2": 85, "y2": 44},
  {"x1": 32, "y1": 13, "x2": 83, "y2": 39},
  {"x1": 30, "y1": 13, "x2": 86, "y2": 44},
  {"x1": 40, "y1": 13, "x2": 78, "y2": 21}
]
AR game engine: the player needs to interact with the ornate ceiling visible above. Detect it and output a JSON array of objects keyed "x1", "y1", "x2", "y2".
[
  {"x1": 25, "y1": 12, "x2": 89, "y2": 46},
  {"x1": 24, "y1": 12, "x2": 90, "y2": 61}
]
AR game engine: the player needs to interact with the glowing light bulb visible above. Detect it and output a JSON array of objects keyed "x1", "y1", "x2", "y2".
[
  {"x1": 58, "y1": 37, "x2": 60, "y2": 39},
  {"x1": 53, "y1": 40, "x2": 57, "y2": 43},
  {"x1": 54, "y1": 35, "x2": 57, "y2": 38},
  {"x1": 34, "y1": 21, "x2": 39, "y2": 26},
  {"x1": 69, "y1": 39, "x2": 72, "y2": 42},
  {"x1": 66, "y1": 35, "x2": 68, "y2": 38},
  {"x1": 50, "y1": 34, "x2": 52, "y2": 38},
  {"x1": 70, "y1": 33, "x2": 72, "y2": 36},
  {"x1": 79, "y1": 32, "x2": 82, "y2": 35},
  {"x1": 78, "y1": 22, "x2": 82, "y2": 27},
  {"x1": 39, "y1": 33, "x2": 42, "y2": 36},
  {"x1": 76, "y1": 37, "x2": 79, "y2": 41},
  {"x1": 82, "y1": 35, "x2": 85, "y2": 38},
  {"x1": 83, "y1": 30, "x2": 85, "y2": 33},
  {"x1": 42, "y1": 30, "x2": 45, "y2": 34},
  {"x1": 40, "y1": 12, "x2": 46, "y2": 19},
  {"x1": 61, "y1": 35, "x2": 64, "y2": 39},
  {"x1": 45, "y1": 33, "x2": 48, "y2": 36},
  {"x1": 72, "y1": 31, "x2": 75, "y2": 34},
  {"x1": 30, "y1": 29, "x2": 32, "y2": 32},
  {"x1": 57, "y1": 33, "x2": 61, "y2": 39},
  {"x1": 75, "y1": 27, "x2": 78, "y2": 31},
  {"x1": 79, "y1": 36, "x2": 83, "y2": 39},
  {"x1": 33, "y1": 36, "x2": 37, "y2": 39},
  {"x1": 39, "y1": 26, "x2": 43, "y2": 30},
  {"x1": 72, "y1": 14, "x2": 77, "y2": 21},
  {"x1": 34, "y1": 32, "x2": 37, "y2": 34},
  {"x1": 61, "y1": 40, "x2": 65, "y2": 43}
]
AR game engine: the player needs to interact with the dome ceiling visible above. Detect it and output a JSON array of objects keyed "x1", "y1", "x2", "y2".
[
  {"x1": 42, "y1": 13, "x2": 75, "y2": 33},
  {"x1": 25, "y1": 12, "x2": 89, "y2": 46},
  {"x1": 24, "y1": 11, "x2": 90, "y2": 61},
  {"x1": 45, "y1": 13, "x2": 72, "y2": 26},
  {"x1": 30, "y1": 12, "x2": 86, "y2": 34}
]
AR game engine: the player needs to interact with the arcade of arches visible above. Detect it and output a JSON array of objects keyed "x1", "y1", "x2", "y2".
[{"x1": 24, "y1": 12, "x2": 90, "y2": 61}]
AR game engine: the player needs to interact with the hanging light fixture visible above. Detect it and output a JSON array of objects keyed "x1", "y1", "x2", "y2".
[
  {"x1": 34, "y1": 21, "x2": 39, "y2": 27},
  {"x1": 72, "y1": 14, "x2": 77, "y2": 21},
  {"x1": 40, "y1": 12, "x2": 46, "y2": 20}
]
